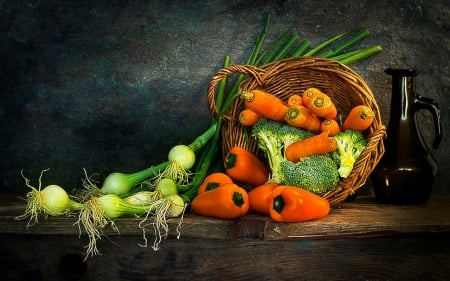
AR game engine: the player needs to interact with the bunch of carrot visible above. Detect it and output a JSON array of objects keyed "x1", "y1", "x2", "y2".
[{"x1": 239, "y1": 87, "x2": 375, "y2": 162}]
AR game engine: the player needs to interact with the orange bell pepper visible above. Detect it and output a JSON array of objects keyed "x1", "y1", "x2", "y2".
[
  {"x1": 224, "y1": 146, "x2": 269, "y2": 187},
  {"x1": 197, "y1": 172, "x2": 233, "y2": 195},
  {"x1": 191, "y1": 183, "x2": 249, "y2": 220},
  {"x1": 248, "y1": 182, "x2": 278, "y2": 215},
  {"x1": 269, "y1": 185, "x2": 330, "y2": 222}
]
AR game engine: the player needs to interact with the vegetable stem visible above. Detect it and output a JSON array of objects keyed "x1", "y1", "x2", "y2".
[
  {"x1": 257, "y1": 28, "x2": 293, "y2": 65},
  {"x1": 182, "y1": 119, "x2": 222, "y2": 202},
  {"x1": 229, "y1": 14, "x2": 272, "y2": 97},
  {"x1": 99, "y1": 161, "x2": 170, "y2": 195},
  {"x1": 69, "y1": 199, "x2": 84, "y2": 210},
  {"x1": 291, "y1": 39, "x2": 311, "y2": 57},
  {"x1": 303, "y1": 30, "x2": 349, "y2": 56},
  {"x1": 187, "y1": 121, "x2": 218, "y2": 152},
  {"x1": 272, "y1": 34, "x2": 300, "y2": 61},
  {"x1": 318, "y1": 29, "x2": 370, "y2": 58},
  {"x1": 336, "y1": 45, "x2": 383, "y2": 65},
  {"x1": 247, "y1": 14, "x2": 271, "y2": 66},
  {"x1": 215, "y1": 56, "x2": 230, "y2": 114}
]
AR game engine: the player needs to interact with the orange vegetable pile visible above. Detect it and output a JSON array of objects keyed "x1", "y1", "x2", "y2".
[
  {"x1": 193, "y1": 88, "x2": 375, "y2": 222},
  {"x1": 238, "y1": 88, "x2": 374, "y2": 166},
  {"x1": 192, "y1": 159, "x2": 330, "y2": 222},
  {"x1": 239, "y1": 88, "x2": 374, "y2": 134}
]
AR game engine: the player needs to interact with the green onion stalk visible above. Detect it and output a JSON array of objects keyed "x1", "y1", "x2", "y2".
[{"x1": 77, "y1": 120, "x2": 218, "y2": 201}]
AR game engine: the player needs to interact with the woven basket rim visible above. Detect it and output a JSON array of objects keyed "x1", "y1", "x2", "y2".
[{"x1": 206, "y1": 56, "x2": 386, "y2": 205}]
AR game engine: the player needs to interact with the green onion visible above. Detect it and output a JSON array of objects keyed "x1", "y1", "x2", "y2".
[
  {"x1": 334, "y1": 45, "x2": 383, "y2": 65},
  {"x1": 157, "y1": 120, "x2": 218, "y2": 186},
  {"x1": 272, "y1": 34, "x2": 300, "y2": 61},
  {"x1": 79, "y1": 120, "x2": 218, "y2": 198},
  {"x1": 155, "y1": 178, "x2": 178, "y2": 197},
  {"x1": 257, "y1": 28, "x2": 293, "y2": 65},
  {"x1": 318, "y1": 29, "x2": 370, "y2": 58},
  {"x1": 98, "y1": 161, "x2": 169, "y2": 196},
  {"x1": 303, "y1": 30, "x2": 350, "y2": 56},
  {"x1": 123, "y1": 190, "x2": 161, "y2": 205},
  {"x1": 291, "y1": 39, "x2": 311, "y2": 57},
  {"x1": 77, "y1": 192, "x2": 186, "y2": 258},
  {"x1": 15, "y1": 169, "x2": 83, "y2": 227},
  {"x1": 229, "y1": 15, "x2": 272, "y2": 98}
]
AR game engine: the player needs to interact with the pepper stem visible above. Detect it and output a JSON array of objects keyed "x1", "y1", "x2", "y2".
[
  {"x1": 232, "y1": 192, "x2": 245, "y2": 208},
  {"x1": 272, "y1": 194, "x2": 285, "y2": 213},
  {"x1": 224, "y1": 153, "x2": 237, "y2": 169}
]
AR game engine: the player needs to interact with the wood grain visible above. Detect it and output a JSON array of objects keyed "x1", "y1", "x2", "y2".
[
  {"x1": 2, "y1": 195, "x2": 449, "y2": 240},
  {"x1": 1, "y1": 195, "x2": 450, "y2": 280}
]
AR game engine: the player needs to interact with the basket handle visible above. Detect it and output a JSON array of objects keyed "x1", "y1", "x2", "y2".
[{"x1": 206, "y1": 64, "x2": 269, "y2": 117}]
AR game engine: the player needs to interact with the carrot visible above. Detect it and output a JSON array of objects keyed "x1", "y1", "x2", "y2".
[
  {"x1": 307, "y1": 92, "x2": 337, "y2": 120},
  {"x1": 240, "y1": 90, "x2": 289, "y2": 122},
  {"x1": 191, "y1": 183, "x2": 249, "y2": 220},
  {"x1": 342, "y1": 105, "x2": 374, "y2": 131},
  {"x1": 287, "y1": 94, "x2": 303, "y2": 107},
  {"x1": 285, "y1": 131, "x2": 337, "y2": 162},
  {"x1": 302, "y1": 87, "x2": 323, "y2": 108},
  {"x1": 197, "y1": 172, "x2": 233, "y2": 195},
  {"x1": 320, "y1": 119, "x2": 341, "y2": 136},
  {"x1": 238, "y1": 109, "x2": 261, "y2": 126},
  {"x1": 284, "y1": 104, "x2": 321, "y2": 133},
  {"x1": 248, "y1": 182, "x2": 278, "y2": 215},
  {"x1": 224, "y1": 146, "x2": 269, "y2": 187}
]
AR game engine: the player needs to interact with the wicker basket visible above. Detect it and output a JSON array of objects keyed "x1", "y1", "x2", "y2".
[{"x1": 206, "y1": 57, "x2": 386, "y2": 205}]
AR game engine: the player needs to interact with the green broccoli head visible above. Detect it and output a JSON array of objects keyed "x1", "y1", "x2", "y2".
[
  {"x1": 252, "y1": 119, "x2": 285, "y2": 183},
  {"x1": 251, "y1": 118, "x2": 313, "y2": 183},
  {"x1": 332, "y1": 130, "x2": 368, "y2": 178},
  {"x1": 281, "y1": 154, "x2": 339, "y2": 195}
]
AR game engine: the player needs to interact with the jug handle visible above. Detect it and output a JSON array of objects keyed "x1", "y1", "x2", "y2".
[{"x1": 415, "y1": 95, "x2": 443, "y2": 149}]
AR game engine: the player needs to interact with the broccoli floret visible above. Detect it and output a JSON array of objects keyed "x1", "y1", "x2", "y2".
[
  {"x1": 332, "y1": 130, "x2": 368, "y2": 178},
  {"x1": 280, "y1": 155, "x2": 340, "y2": 194},
  {"x1": 251, "y1": 118, "x2": 314, "y2": 182},
  {"x1": 251, "y1": 118, "x2": 340, "y2": 194}
]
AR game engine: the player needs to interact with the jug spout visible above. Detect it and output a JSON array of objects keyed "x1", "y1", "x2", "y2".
[{"x1": 385, "y1": 68, "x2": 417, "y2": 77}]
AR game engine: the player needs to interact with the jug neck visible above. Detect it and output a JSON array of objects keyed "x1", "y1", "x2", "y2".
[{"x1": 386, "y1": 68, "x2": 417, "y2": 121}]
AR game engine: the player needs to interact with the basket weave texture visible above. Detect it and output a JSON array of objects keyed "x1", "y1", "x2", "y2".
[{"x1": 207, "y1": 57, "x2": 386, "y2": 205}]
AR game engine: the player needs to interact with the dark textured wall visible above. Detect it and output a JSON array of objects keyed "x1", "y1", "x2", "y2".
[{"x1": 1, "y1": 0, "x2": 449, "y2": 194}]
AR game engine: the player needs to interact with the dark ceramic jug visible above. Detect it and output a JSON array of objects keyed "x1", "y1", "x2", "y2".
[{"x1": 371, "y1": 68, "x2": 443, "y2": 204}]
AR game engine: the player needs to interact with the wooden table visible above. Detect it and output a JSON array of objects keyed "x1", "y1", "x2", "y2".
[{"x1": 1, "y1": 194, "x2": 449, "y2": 281}]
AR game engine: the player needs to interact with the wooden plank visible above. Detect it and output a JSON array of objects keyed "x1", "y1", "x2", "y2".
[
  {"x1": 1, "y1": 234, "x2": 449, "y2": 281},
  {"x1": 2, "y1": 195, "x2": 450, "y2": 240},
  {"x1": 2, "y1": 195, "x2": 450, "y2": 280},
  {"x1": 264, "y1": 196, "x2": 450, "y2": 240}
]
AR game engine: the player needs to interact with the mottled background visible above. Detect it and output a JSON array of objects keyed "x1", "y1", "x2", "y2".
[{"x1": 1, "y1": 0, "x2": 448, "y2": 195}]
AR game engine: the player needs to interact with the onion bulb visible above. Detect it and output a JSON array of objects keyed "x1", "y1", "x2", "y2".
[
  {"x1": 155, "y1": 178, "x2": 178, "y2": 197},
  {"x1": 168, "y1": 145, "x2": 196, "y2": 170},
  {"x1": 16, "y1": 169, "x2": 83, "y2": 226}
]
